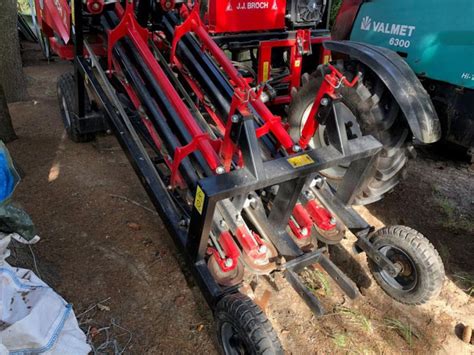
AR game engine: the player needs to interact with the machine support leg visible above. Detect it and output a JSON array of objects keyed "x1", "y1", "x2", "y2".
[
  {"x1": 187, "y1": 190, "x2": 218, "y2": 261},
  {"x1": 72, "y1": 0, "x2": 86, "y2": 118},
  {"x1": 336, "y1": 154, "x2": 378, "y2": 205},
  {"x1": 240, "y1": 119, "x2": 264, "y2": 179},
  {"x1": 269, "y1": 177, "x2": 307, "y2": 230}
]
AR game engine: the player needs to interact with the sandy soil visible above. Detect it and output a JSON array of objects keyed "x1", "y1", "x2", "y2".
[{"x1": 5, "y1": 43, "x2": 473, "y2": 354}]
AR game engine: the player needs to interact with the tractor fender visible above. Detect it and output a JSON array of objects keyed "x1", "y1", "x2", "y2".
[{"x1": 323, "y1": 40, "x2": 441, "y2": 144}]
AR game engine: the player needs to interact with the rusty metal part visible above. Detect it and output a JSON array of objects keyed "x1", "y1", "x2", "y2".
[
  {"x1": 241, "y1": 240, "x2": 278, "y2": 275},
  {"x1": 314, "y1": 219, "x2": 345, "y2": 244},
  {"x1": 291, "y1": 231, "x2": 317, "y2": 251},
  {"x1": 207, "y1": 254, "x2": 245, "y2": 287}
]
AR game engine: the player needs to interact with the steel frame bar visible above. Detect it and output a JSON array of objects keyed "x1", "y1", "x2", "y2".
[
  {"x1": 187, "y1": 133, "x2": 382, "y2": 261},
  {"x1": 212, "y1": 29, "x2": 331, "y2": 47},
  {"x1": 77, "y1": 51, "x2": 225, "y2": 307},
  {"x1": 110, "y1": 37, "x2": 199, "y2": 187},
  {"x1": 284, "y1": 248, "x2": 359, "y2": 315},
  {"x1": 109, "y1": 3, "x2": 222, "y2": 184},
  {"x1": 167, "y1": 7, "x2": 297, "y2": 152},
  {"x1": 72, "y1": 0, "x2": 86, "y2": 119},
  {"x1": 310, "y1": 180, "x2": 401, "y2": 276}
]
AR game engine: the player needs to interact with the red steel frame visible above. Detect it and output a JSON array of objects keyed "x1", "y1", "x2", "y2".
[
  {"x1": 107, "y1": 4, "x2": 354, "y2": 193},
  {"x1": 299, "y1": 64, "x2": 360, "y2": 149},
  {"x1": 168, "y1": 6, "x2": 345, "y2": 244},
  {"x1": 257, "y1": 31, "x2": 331, "y2": 105},
  {"x1": 109, "y1": 3, "x2": 223, "y2": 187},
  {"x1": 170, "y1": 7, "x2": 297, "y2": 157}
]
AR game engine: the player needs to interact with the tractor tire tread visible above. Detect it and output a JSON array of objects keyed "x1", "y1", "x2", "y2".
[{"x1": 289, "y1": 66, "x2": 411, "y2": 205}]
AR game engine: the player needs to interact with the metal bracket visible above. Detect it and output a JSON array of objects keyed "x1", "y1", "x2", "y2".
[
  {"x1": 284, "y1": 248, "x2": 359, "y2": 316},
  {"x1": 326, "y1": 101, "x2": 351, "y2": 155},
  {"x1": 355, "y1": 230, "x2": 401, "y2": 277}
]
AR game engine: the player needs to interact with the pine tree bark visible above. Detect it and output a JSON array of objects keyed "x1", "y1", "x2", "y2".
[
  {"x1": 0, "y1": 0, "x2": 28, "y2": 103},
  {"x1": 0, "y1": 85, "x2": 17, "y2": 143}
]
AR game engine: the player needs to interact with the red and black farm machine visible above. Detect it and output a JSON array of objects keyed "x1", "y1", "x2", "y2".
[{"x1": 35, "y1": 0, "x2": 445, "y2": 352}]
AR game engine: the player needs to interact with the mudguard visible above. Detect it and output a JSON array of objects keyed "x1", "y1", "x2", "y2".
[{"x1": 324, "y1": 40, "x2": 441, "y2": 144}]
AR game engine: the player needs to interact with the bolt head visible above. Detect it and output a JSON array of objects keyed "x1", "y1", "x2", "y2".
[
  {"x1": 301, "y1": 227, "x2": 308, "y2": 236},
  {"x1": 92, "y1": 2, "x2": 100, "y2": 10},
  {"x1": 292, "y1": 144, "x2": 302, "y2": 153},
  {"x1": 231, "y1": 114, "x2": 240, "y2": 123},
  {"x1": 313, "y1": 176, "x2": 324, "y2": 188},
  {"x1": 258, "y1": 245, "x2": 268, "y2": 254},
  {"x1": 224, "y1": 258, "x2": 233, "y2": 267},
  {"x1": 320, "y1": 97, "x2": 330, "y2": 106},
  {"x1": 330, "y1": 217, "x2": 337, "y2": 225},
  {"x1": 215, "y1": 166, "x2": 225, "y2": 174}
]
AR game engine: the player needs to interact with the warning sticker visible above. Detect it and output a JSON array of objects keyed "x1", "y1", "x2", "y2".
[
  {"x1": 71, "y1": 0, "x2": 75, "y2": 25},
  {"x1": 263, "y1": 61, "x2": 269, "y2": 82},
  {"x1": 287, "y1": 154, "x2": 314, "y2": 168},
  {"x1": 194, "y1": 185, "x2": 205, "y2": 215}
]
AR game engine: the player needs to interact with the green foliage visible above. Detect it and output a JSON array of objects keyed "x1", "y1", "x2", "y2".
[
  {"x1": 332, "y1": 332, "x2": 348, "y2": 348},
  {"x1": 18, "y1": 0, "x2": 31, "y2": 14},
  {"x1": 433, "y1": 192, "x2": 474, "y2": 230},
  {"x1": 453, "y1": 272, "x2": 474, "y2": 296},
  {"x1": 384, "y1": 318, "x2": 419, "y2": 347},
  {"x1": 330, "y1": 0, "x2": 343, "y2": 27},
  {"x1": 335, "y1": 306, "x2": 373, "y2": 333},
  {"x1": 302, "y1": 268, "x2": 332, "y2": 296}
]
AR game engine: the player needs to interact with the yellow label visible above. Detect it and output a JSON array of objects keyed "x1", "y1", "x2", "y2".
[
  {"x1": 295, "y1": 59, "x2": 301, "y2": 68},
  {"x1": 262, "y1": 62, "x2": 269, "y2": 82},
  {"x1": 323, "y1": 55, "x2": 331, "y2": 64},
  {"x1": 71, "y1": 0, "x2": 75, "y2": 25},
  {"x1": 194, "y1": 185, "x2": 205, "y2": 215},
  {"x1": 287, "y1": 154, "x2": 314, "y2": 168}
]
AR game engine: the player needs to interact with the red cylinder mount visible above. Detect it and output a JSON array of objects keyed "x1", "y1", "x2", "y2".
[
  {"x1": 86, "y1": 0, "x2": 104, "y2": 15},
  {"x1": 289, "y1": 203, "x2": 314, "y2": 239},
  {"x1": 160, "y1": 0, "x2": 176, "y2": 11},
  {"x1": 306, "y1": 199, "x2": 335, "y2": 231},
  {"x1": 208, "y1": 231, "x2": 241, "y2": 272}
]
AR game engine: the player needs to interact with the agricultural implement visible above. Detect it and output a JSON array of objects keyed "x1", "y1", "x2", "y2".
[{"x1": 35, "y1": 0, "x2": 445, "y2": 353}]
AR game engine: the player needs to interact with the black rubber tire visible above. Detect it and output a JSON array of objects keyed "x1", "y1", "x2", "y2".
[
  {"x1": 288, "y1": 67, "x2": 410, "y2": 205},
  {"x1": 215, "y1": 293, "x2": 283, "y2": 355},
  {"x1": 367, "y1": 226, "x2": 445, "y2": 305},
  {"x1": 57, "y1": 72, "x2": 95, "y2": 143}
]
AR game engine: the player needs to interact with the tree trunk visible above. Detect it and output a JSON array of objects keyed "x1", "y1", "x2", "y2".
[
  {"x1": 0, "y1": 0, "x2": 28, "y2": 103},
  {"x1": 0, "y1": 85, "x2": 17, "y2": 143}
]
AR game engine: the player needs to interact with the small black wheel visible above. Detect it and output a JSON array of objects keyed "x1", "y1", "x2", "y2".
[
  {"x1": 289, "y1": 65, "x2": 410, "y2": 205},
  {"x1": 57, "y1": 72, "x2": 95, "y2": 143},
  {"x1": 215, "y1": 293, "x2": 283, "y2": 355},
  {"x1": 367, "y1": 226, "x2": 445, "y2": 305}
]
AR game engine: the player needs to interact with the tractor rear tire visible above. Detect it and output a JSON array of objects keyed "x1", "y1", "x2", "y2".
[
  {"x1": 288, "y1": 68, "x2": 410, "y2": 205},
  {"x1": 57, "y1": 72, "x2": 95, "y2": 143},
  {"x1": 215, "y1": 293, "x2": 283, "y2": 355},
  {"x1": 367, "y1": 226, "x2": 444, "y2": 305}
]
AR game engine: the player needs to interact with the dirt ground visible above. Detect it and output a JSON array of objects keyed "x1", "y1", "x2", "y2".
[{"x1": 5, "y1": 43, "x2": 474, "y2": 354}]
